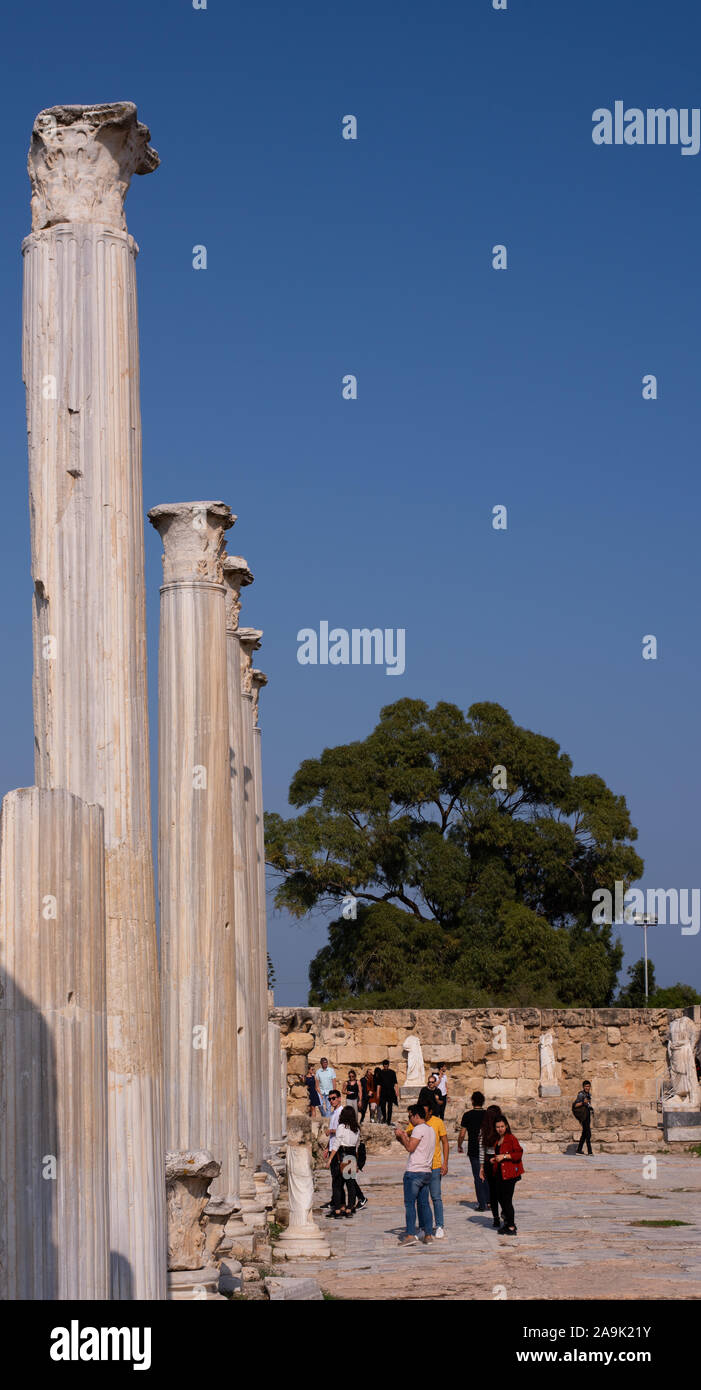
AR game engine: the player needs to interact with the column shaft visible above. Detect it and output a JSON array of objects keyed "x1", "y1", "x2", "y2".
[
  {"x1": 241, "y1": 685, "x2": 265, "y2": 1168},
  {"x1": 0, "y1": 787, "x2": 109, "y2": 1299},
  {"x1": 23, "y1": 222, "x2": 165, "y2": 1301},
  {"x1": 152, "y1": 504, "x2": 238, "y2": 1204}
]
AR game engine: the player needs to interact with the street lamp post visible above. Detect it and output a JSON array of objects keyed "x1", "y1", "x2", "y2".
[{"x1": 631, "y1": 914, "x2": 658, "y2": 1001}]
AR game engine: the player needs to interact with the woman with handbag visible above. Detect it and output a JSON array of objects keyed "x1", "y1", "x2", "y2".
[
  {"x1": 334, "y1": 1106, "x2": 362, "y2": 1217},
  {"x1": 478, "y1": 1104, "x2": 505, "y2": 1228},
  {"x1": 491, "y1": 1116, "x2": 523, "y2": 1236}
]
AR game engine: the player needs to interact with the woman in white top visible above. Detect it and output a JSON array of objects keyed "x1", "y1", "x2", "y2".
[
  {"x1": 334, "y1": 1106, "x2": 361, "y2": 1217},
  {"x1": 436, "y1": 1066, "x2": 448, "y2": 1118}
]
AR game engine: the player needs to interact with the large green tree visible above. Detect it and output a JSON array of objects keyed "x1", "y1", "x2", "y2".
[{"x1": 265, "y1": 699, "x2": 643, "y2": 1008}]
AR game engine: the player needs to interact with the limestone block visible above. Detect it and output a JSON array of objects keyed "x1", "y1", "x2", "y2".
[
  {"x1": 424, "y1": 1044, "x2": 462, "y2": 1064},
  {"x1": 515, "y1": 1079, "x2": 540, "y2": 1100},
  {"x1": 484, "y1": 1078, "x2": 516, "y2": 1100},
  {"x1": 282, "y1": 1032, "x2": 316, "y2": 1055},
  {"x1": 607, "y1": 1027, "x2": 621, "y2": 1045}
]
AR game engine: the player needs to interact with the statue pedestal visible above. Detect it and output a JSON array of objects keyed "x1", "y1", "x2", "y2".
[
  {"x1": 662, "y1": 1107, "x2": 701, "y2": 1143},
  {"x1": 539, "y1": 1085, "x2": 561, "y2": 1098},
  {"x1": 399, "y1": 1086, "x2": 421, "y2": 1102},
  {"x1": 273, "y1": 1224, "x2": 331, "y2": 1260}
]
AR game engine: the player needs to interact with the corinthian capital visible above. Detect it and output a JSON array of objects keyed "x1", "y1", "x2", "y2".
[
  {"x1": 28, "y1": 102, "x2": 159, "y2": 232},
  {"x1": 238, "y1": 628, "x2": 262, "y2": 694},
  {"x1": 148, "y1": 502, "x2": 235, "y2": 586},
  {"x1": 222, "y1": 555, "x2": 254, "y2": 633},
  {"x1": 250, "y1": 669, "x2": 268, "y2": 725}
]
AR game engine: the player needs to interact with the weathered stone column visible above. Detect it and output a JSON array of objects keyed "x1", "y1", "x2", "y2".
[
  {"x1": 22, "y1": 103, "x2": 165, "y2": 1299},
  {"x1": 0, "y1": 787, "x2": 109, "y2": 1299},
  {"x1": 268, "y1": 1021, "x2": 286, "y2": 1154},
  {"x1": 221, "y1": 557, "x2": 255, "y2": 1191},
  {"x1": 251, "y1": 668, "x2": 271, "y2": 1158},
  {"x1": 239, "y1": 628, "x2": 265, "y2": 1171},
  {"x1": 149, "y1": 502, "x2": 239, "y2": 1208}
]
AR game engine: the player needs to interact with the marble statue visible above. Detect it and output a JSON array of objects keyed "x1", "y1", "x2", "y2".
[
  {"x1": 402, "y1": 1034, "x2": 426, "y2": 1088},
  {"x1": 539, "y1": 1032, "x2": 557, "y2": 1085},
  {"x1": 273, "y1": 1138, "x2": 330, "y2": 1259},
  {"x1": 666, "y1": 1017, "x2": 700, "y2": 1108}
]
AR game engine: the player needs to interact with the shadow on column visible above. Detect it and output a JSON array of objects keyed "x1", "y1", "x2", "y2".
[{"x1": 0, "y1": 964, "x2": 58, "y2": 1298}]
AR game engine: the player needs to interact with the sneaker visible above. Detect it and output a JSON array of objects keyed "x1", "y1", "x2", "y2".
[
  {"x1": 399, "y1": 1235, "x2": 418, "y2": 1247},
  {"x1": 356, "y1": 1197, "x2": 368, "y2": 1209},
  {"x1": 477, "y1": 1204, "x2": 487, "y2": 1212},
  {"x1": 492, "y1": 1219, "x2": 501, "y2": 1229},
  {"x1": 434, "y1": 1227, "x2": 445, "y2": 1239},
  {"x1": 504, "y1": 1227, "x2": 518, "y2": 1236},
  {"x1": 421, "y1": 1233, "x2": 435, "y2": 1244}
]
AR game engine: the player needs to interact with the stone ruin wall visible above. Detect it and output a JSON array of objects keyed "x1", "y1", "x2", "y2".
[{"x1": 271, "y1": 1006, "x2": 698, "y2": 1153}]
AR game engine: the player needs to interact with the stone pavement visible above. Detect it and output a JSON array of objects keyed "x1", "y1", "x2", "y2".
[{"x1": 280, "y1": 1148, "x2": 701, "y2": 1300}]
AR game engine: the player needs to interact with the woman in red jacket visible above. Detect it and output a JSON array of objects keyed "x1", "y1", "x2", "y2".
[{"x1": 491, "y1": 1116, "x2": 523, "y2": 1236}]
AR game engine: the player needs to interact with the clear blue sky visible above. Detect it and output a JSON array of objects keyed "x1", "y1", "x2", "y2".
[{"x1": 1, "y1": 1, "x2": 699, "y2": 1003}]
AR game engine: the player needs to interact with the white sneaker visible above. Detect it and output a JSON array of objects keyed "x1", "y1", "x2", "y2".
[{"x1": 434, "y1": 1227, "x2": 445, "y2": 1239}]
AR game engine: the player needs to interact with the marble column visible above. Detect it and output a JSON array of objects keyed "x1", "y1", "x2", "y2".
[
  {"x1": 268, "y1": 1021, "x2": 286, "y2": 1154},
  {"x1": 221, "y1": 558, "x2": 254, "y2": 1189},
  {"x1": 149, "y1": 503, "x2": 239, "y2": 1209},
  {"x1": 251, "y1": 668, "x2": 270, "y2": 1158},
  {"x1": 238, "y1": 628, "x2": 265, "y2": 1171},
  {"x1": 0, "y1": 787, "x2": 109, "y2": 1299},
  {"x1": 22, "y1": 103, "x2": 165, "y2": 1299}
]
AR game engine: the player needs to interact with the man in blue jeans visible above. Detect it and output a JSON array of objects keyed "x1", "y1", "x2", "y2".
[
  {"x1": 394, "y1": 1103, "x2": 435, "y2": 1246},
  {"x1": 315, "y1": 1057, "x2": 337, "y2": 1118},
  {"x1": 457, "y1": 1090, "x2": 489, "y2": 1211}
]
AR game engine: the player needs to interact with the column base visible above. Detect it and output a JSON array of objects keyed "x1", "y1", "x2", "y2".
[{"x1": 167, "y1": 1265, "x2": 225, "y2": 1300}]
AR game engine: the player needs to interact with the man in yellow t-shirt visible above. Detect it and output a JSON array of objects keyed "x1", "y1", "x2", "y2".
[{"x1": 406, "y1": 1103, "x2": 449, "y2": 1238}]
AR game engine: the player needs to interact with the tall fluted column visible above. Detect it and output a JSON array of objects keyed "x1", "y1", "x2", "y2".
[
  {"x1": 238, "y1": 628, "x2": 265, "y2": 1170},
  {"x1": 149, "y1": 503, "x2": 239, "y2": 1206},
  {"x1": 222, "y1": 558, "x2": 256, "y2": 1188},
  {"x1": 22, "y1": 103, "x2": 165, "y2": 1299},
  {"x1": 251, "y1": 667, "x2": 270, "y2": 1158},
  {"x1": 0, "y1": 787, "x2": 109, "y2": 1299}
]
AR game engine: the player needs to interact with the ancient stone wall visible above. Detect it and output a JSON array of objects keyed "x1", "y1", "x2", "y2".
[{"x1": 271, "y1": 1007, "x2": 698, "y2": 1153}]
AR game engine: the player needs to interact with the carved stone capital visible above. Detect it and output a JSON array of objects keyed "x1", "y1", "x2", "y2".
[
  {"x1": 148, "y1": 501, "x2": 235, "y2": 586},
  {"x1": 251, "y1": 668, "x2": 268, "y2": 724},
  {"x1": 165, "y1": 1150, "x2": 221, "y2": 1272},
  {"x1": 222, "y1": 555, "x2": 254, "y2": 633},
  {"x1": 28, "y1": 102, "x2": 159, "y2": 232},
  {"x1": 238, "y1": 627, "x2": 262, "y2": 694}
]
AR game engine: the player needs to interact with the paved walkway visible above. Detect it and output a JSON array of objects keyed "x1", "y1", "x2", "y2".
[{"x1": 281, "y1": 1148, "x2": 701, "y2": 1300}]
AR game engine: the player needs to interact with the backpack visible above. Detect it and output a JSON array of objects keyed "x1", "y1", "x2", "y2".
[
  {"x1": 357, "y1": 1140, "x2": 367, "y2": 1171},
  {"x1": 572, "y1": 1099, "x2": 587, "y2": 1121}
]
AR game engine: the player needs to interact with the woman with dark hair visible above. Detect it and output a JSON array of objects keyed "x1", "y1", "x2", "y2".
[
  {"x1": 334, "y1": 1105, "x2": 363, "y2": 1217},
  {"x1": 490, "y1": 1115, "x2": 523, "y2": 1235},
  {"x1": 343, "y1": 1069, "x2": 360, "y2": 1120},
  {"x1": 360, "y1": 1067, "x2": 378, "y2": 1123},
  {"x1": 303, "y1": 1063, "x2": 321, "y2": 1120},
  {"x1": 478, "y1": 1104, "x2": 505, "y2": 1228}
]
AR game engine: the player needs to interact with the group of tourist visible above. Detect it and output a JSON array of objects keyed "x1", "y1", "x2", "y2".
[
  {"x1": 396, "y1": 1091, "x2": 523, "y2": 1244},
  {"x1": 313, "y1": 1059, "x2": 596, "y2": 1241},
  {"x1": 306, "y1": 1056, "x2": 450, "y2": 1126}
]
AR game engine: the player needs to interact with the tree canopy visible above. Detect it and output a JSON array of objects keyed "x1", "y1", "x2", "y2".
[
  {"x1": 265, "y1": 699, "x2": 644, "y2": 1008},
  {"x1": 616, "y1": 958, "x2": 701, "y2": 1009}
]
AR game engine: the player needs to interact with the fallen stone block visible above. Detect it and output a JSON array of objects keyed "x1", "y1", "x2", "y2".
[{"x1": 264, "y1": 1276, "x2": 324, "y2": 1301}]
